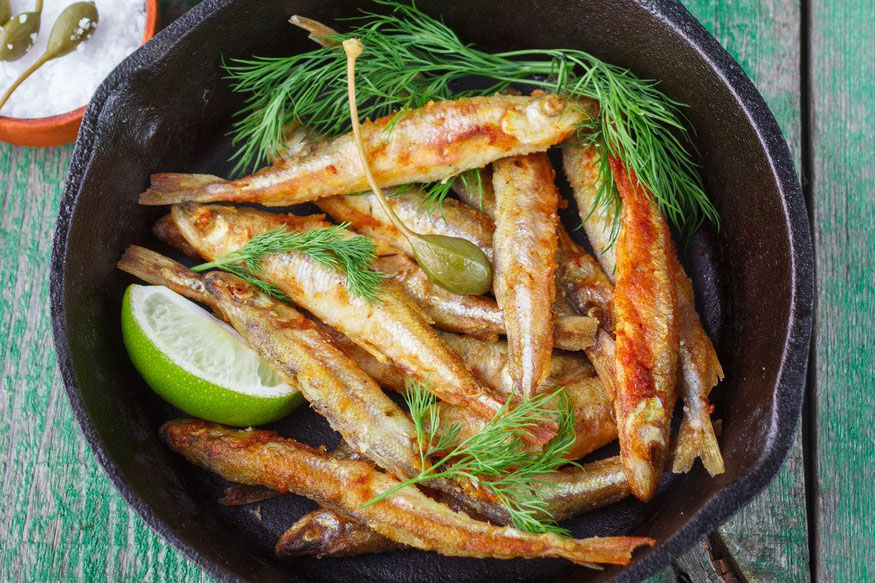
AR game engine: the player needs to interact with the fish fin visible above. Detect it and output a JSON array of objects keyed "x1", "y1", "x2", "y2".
[
  {"x1": 672, "y1": 414, "x2": 725, "y2": 476},
  {"x1": 139, "y1": 173, "x2": 228, "y2": 205}
]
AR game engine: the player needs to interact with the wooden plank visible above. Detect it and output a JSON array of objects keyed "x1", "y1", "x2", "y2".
[
  {"x1": 810, "y1": 0, "x2": 875, "y2": 581},
  {"x1": 648, "y1": 0, "x2": 811, "y2": 581},
  {"x1": 0, "y1": 3, "x2": 211, "y2": 582}
]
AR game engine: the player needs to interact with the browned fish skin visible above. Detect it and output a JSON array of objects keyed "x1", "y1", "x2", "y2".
[
  {"x1": 117, "y1": 246, "x2": 213, "y2": 307},
  {"x1": 169, "y1": 204, "x2": 556, "y2": 445},
  {"x1": 162, "y1": 419, "x2": 653, "y2": 565},
  {"x1": 276, "y1": 508, "x2": 401, "y2": 558},
  {"x1": 203, "y1": 271, "x2": 422, "y2": 480},
  {"x1": 492, "y1": 153, "x2": 560, "y2": 398},
  {"x1": 139, "y1": 95, "x2": 594, "y2": 206},
  {"x1": 330, "y1": 328, "x2": 616, "y2": 461},
  {"x1": 152, "y1": 214, "x2": 201, "y2": 258},
  {"x1": 317, "y1": 191, "x2": 496, "y2": 261},
  {"x1": 611, "y1": 156, "x2": 679, "y2": 502},
  {"x1": 562, "y1": 142, "x2": 618, "y2": 281},
  {"x1": 278, "y1": 456, "x2": 632, "y2": 558},
  {"x1": 670, "y1": 259, "x2": 725, "y2": 476},
  {"x1": 373, "y1": 253, "x2": 504, "y2": 340},
  {"x1": 559, "y1": 147, "x2": 723, "y2": 474}
]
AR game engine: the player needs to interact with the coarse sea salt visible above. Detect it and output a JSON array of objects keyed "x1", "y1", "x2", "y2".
[{"x1": 0, "y1": 0, "x2": 145, "y2": 118}]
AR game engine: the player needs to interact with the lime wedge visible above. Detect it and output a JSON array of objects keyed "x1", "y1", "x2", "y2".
[{"x1": 121, "y1": 284, "x2": 303, "y2": 426}]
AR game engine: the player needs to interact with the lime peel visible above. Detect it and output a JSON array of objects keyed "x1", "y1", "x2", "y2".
[{"x1": 122, "y1": 284, "x2": 303, "y2": 426}]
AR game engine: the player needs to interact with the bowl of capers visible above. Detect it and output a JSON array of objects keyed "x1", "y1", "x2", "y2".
[{"x1": 0, "y1": 0, "x2": 158, "y2": 146}]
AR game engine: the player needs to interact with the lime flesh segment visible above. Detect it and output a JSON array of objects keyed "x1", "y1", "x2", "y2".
[{"x1": 121, "y1": 284, "x2": 303, "y2": 426}]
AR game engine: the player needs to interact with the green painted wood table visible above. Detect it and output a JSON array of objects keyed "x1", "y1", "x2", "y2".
[{"x1": 1, "y1": 0, "x2": 871, "y2": 581}]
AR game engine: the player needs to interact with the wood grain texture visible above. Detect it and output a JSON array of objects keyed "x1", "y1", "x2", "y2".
[
  {"x1": 648, "y1": 0, "x2": 811, "y2": 581},
  {"x1": 810, "y1": 0, "x2": 875, "y2": 581}
]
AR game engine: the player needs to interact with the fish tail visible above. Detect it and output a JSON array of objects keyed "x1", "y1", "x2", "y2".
[
  {"x1": 138, "y1": 173, "x2": 229, "y2": 205},
  {"x1": 672, "y1": 416, "x2": 725, "y2": 476},
  {"x1": 565, "y1": 536, "x2": 655, "y2": 566}
]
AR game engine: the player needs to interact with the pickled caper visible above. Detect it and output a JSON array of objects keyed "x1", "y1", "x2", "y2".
[
  {"x1": 0, "y1": 11, "x2": 41, "y2": 61},
  {"x1": 0, "y1": 2, "x2": 99, "y2": 112},
  {"x1": 0, "y1": 1, "x2": 12, "y2": 27},
  {"x1": 46, "y1": 1, "x2": 98, "y2": 58},
  {"x1": 410, "y1": 234, "x2": 493, "y2": 296}
]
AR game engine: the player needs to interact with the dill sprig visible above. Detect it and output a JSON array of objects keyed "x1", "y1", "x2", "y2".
[
  {"x1": 224, "y1": 0, "x2": 718, "y2": 238},
  {"x1": 191, "y1": 224, "x2": 384, "y2": 303},
  {"x1": 363, "y1": 379, "x2": 577, "y2": 534}
]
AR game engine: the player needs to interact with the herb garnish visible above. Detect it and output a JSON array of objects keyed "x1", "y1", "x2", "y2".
[
  {"x1": 191, "y1": 224, "x2": 384, "y2": 303},
  {"x1": 363, "y1": 379, "x2": 577, "y2": 534},
  {"x1": 224, "y1": 0, "x2": 718, "y2": 239}
]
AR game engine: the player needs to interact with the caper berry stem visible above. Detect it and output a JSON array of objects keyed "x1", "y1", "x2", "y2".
[
  {"x1": 341, "y1": 39, "x2": 418, "y2": 241},
  {"x1": 0, "y1": 52, "x2": 49, "y2": 110}
]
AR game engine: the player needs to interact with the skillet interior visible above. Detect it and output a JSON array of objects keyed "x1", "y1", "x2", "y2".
[{"x1": 50, "y1": 0, "x2": 813, "y2": 581}]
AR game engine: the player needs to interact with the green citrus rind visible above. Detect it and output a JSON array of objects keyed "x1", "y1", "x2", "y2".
[{"x1": 121, "y1": 285, "x2": 304, "y2": 426}]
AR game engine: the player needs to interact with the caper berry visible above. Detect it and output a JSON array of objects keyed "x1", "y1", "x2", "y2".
[
  {"x1": 45, "y1": 1, "x2": 98, "y2": 58},
  {"x1": 410, "y1": 234, "x2": 493, "y2": 296},
  {"x1": 0, "y1": 11, "x2": 41, "y2": 62}
]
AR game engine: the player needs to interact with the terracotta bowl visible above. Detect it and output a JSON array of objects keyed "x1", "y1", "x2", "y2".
[{"x1": 0, "y1": 0, "x2": 159, "y2": 147}]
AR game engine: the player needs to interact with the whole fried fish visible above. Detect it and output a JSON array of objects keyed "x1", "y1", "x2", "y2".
[
  {"x1": 276, "y1": 456, "x2": 631, "y2": 558},
  {"x1": 169, "y1": 203, "x2": 555, "y2": 445},
  {"x1": 162, "y1": 419, "x2": 653, "y2": 565},
  {"x1": 492, "y1": 153, "x2": 560, "y2": 398},
  {"x1": 611, "y1": 157, "x2": 679, "y2": 502},
  {"x1": 139, "y1": 94, "x2": 595, "y2": 206}
]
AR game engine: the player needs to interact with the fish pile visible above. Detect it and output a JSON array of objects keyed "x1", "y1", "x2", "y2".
[{"x1": 118, "y1": 87, "x2": 723, "y2": 566}]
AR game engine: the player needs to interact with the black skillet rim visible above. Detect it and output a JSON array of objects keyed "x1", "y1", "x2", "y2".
[{"x1": 49, "y1": 0, "x2": 814, "y2": 581}]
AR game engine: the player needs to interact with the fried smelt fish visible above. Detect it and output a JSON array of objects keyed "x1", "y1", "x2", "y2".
[
  {"x1": 162, "y1": 419, "x2": 653, "y2": 565},
  {"x1": 170, "y1": 204, "x2": 555, "y2": 445},
  {"x1": 276, "y1": 508, "x2": 402, "y2": 558},
  {"x1": 220, "y1": 484, "x2": 282, "y2": 506},
  {"x1": 561, "y1": 142, "x2": 618, "y2": 280},
  {"x1": 611, "y1": 157, "x2": 679, "y2": 502},
  {"x1": 557, "y1": 226, "x2": 614, "y2": 331},
  {"x1": 204, "y1": 271, "x2": 423, "y2": 480},
  {"x1": 139, "y1": 94, "x2": 594, "y2": 206},
  {"x1": 492, "y1": 153, "x2": 560, "y2": 398},
  {"x1": 670, "y1": 261, "x2": 725, "y2": 475},
  {"x1": 278, "y1": 457, "x2": 631, "y2": 558},
  {"x1": 453, "y1": 166, "x2": 496, "y2": 217},
  {"x1": 317, "y1": 190, "x2": 495, "y2": 261}
]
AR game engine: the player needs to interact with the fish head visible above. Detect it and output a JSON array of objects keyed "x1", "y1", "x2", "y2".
[{"x1": 501, "y1": 94, "x2": 599, "y2": 147}]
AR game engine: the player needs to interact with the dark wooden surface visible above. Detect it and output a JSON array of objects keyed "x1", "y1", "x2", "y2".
[{"x1": 1, "y1": 0, "x2": 871, "y2": 581}]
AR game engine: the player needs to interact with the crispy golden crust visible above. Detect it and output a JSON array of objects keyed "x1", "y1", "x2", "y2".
[
  {"x1": 203, "y1": 271, "x2": 422, "y2": 480},
  {"x1": 492, "y1": 154, "x2": 560, "y2": 398},
  {"x1": 561, "y1": 143, "x2": 618, "y2": 281},
  {"x1": 169, "y1": 204, "x2": 555, "y2": 445},
  {"x1": 317, "y1": 191, "x2": 496, "y2": 261},
  {"x1": 277, "y1": 508, "x2": 401, "y2": 558},
  {"x1": 612, "y1": 157, "x2": 679, "y2": 502},
  {"x1": 278, "y1": 456, "x2": 632, "y2": 558},
  {"x1": 162, "y1": 419, "x2": 653, "y2": 565},
  {"x1": 139, "y1": 95, "x2": 595, "y2": 206},
  {"x1": 670, "y1": 259, "x2": 724, "y2": 476}
]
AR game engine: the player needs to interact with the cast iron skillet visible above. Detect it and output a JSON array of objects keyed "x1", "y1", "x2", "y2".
[{"x1": 50, "y1": 0, "x2": 814, "y2": 581}]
